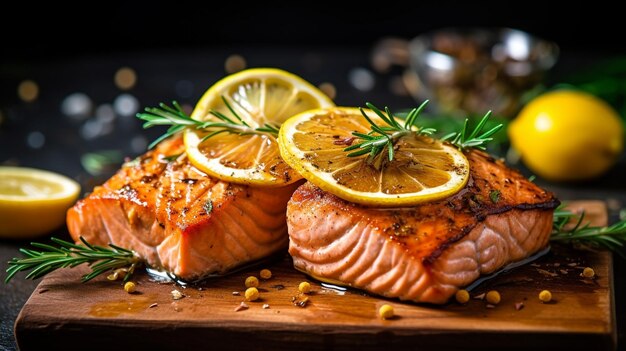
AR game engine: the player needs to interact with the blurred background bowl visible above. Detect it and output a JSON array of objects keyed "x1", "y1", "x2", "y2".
[{"x1": 406, "y1": 28, "x2": 559, "y2": 118}]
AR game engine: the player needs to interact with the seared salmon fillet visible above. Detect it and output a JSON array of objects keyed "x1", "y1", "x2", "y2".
[
  {"x1": 287, "y1": 150, "x2": 559, "y2": 304},
  {"x1": 67, "y1": 136, "x2": 299, "y2": 280}
]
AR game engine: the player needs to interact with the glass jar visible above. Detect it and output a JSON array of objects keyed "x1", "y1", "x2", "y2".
[{"x1": 406, "y1": 28, "x2": 559, "y2": 117}]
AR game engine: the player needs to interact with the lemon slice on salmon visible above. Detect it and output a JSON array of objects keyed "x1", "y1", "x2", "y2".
[
  {"x1": 278, "y1": 107, "x2": 470, "y2": 207},
  {"x1": 184, "y1": 68, "x2": 334, "y2": 186},
  {"x1": 0, "y1": 167, "x2": 80, "y2": 238}
]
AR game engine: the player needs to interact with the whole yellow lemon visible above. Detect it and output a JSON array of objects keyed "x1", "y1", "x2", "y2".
[{"x1": 509, "y1": 90, "x2": 623, "y2": 181}]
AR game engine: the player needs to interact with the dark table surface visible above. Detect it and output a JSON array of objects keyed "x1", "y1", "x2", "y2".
[{"x1": 1, "y1": 47, "x2": 625, "y2": 350}]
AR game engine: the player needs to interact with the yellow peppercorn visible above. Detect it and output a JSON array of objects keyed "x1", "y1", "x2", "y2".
[
  {"x1": 582, "y1": 267, "x2": 595, "y2": 278},
  {"x1": 486, "y1": 290, "x2": 501, "y2": 305},
  {"x1": 539, "y1": 290, "x2": 552, "y2": 303},
  {"x1": 245, "y1": 276, "x2": 259, "y2": 288},
  {"x1": 124, "y1": 281, "x2": 136, "y2": 294},
  {"x1": 245, "y1": 287, "x2": 259, "y2": 301},
  {"x1": 260, "y1": 269, "x2": 272, "y2": 280},
  {"x1": 298, "y1": 281, "x2": 311, "y2": 294},
  {"x1": 455, "y1": 289, "x2": 470, "y2": 304},
  {"x1": 379, "y1": 304, "x2": 394, "y2": 319}
]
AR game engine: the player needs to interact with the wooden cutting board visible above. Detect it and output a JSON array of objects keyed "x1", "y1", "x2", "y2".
[{"x1": 14, "y1": 201, "x2": 616, "y2": 351}]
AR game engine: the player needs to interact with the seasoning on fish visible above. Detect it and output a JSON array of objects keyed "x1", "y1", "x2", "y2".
[
  {"x1": 287, "y1": 150, "x2": 559, "y2": 304},
  {"x1": 67, "y1": 136, "x2": 299, "y2": 281}
]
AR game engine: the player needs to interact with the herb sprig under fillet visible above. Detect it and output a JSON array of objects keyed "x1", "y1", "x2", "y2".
[
  {"x1": 6, "y1": 209, "x2": 626, "y2": 283},
  {"x1": 5, "y1": 237, "x2": 140, "y2": 283},
  {"x1": 551, "y1": 204, "x2": 626, "y2": 258}
]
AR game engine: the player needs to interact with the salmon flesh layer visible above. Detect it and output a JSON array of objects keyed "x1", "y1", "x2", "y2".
[
  {"x1": 67, "y1": 137, "x2": 299, "y2": 280},
  {"x1": 287, "y1": 150, "x2": 559, "y2": 304}
]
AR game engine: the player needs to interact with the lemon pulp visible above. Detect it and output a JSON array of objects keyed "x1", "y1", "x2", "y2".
[
  {"x1": 278, "y1": 107, "x2": 469, "y2": 207},
  {"x1": 184, "y1": 68, "x2": 334, "y2": 186},
  {"x1": 0, "y1": 167, "x2": 80, "y2": 238}
]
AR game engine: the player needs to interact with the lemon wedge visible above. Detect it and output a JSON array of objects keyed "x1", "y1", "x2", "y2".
[
  {"x1": 0, "y1": 167, "x2": 80, "y2": 238},
  {"x1": 184, "y1": 68, "x2": 334, "y2": 186},
  {"x1": 278, "y1": 108, "x2": 469, "y2": 207}
]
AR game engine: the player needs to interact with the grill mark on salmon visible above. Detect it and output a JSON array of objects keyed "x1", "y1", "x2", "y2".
[
  {"x1": 287, "y1": 150, "x2": 559, "y2": 304},
  {"x1": 67, "y1": 136, "x2": 299, "y2": 280}
]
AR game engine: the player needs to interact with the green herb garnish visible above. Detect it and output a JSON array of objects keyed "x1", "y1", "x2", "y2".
[
  {"x1": 489, "y1": 190, "x2": 501, "y2": 204},
  {"x1": 344, "y1": 101, "x2": 434, "y2": 168},
  {"x1": 162, "y1": 153, "x2": 183, "y2": 162},
  {"x1": 551, "y1": 204, "x2": 626, "y2": 258},
  {"x1": 136, "y1": 98, "x2": 279, "y2": 149},
  {"x1": 441, "y1": 111, "x2": 503, "y2": 151},
  {"x1": 5, "y1": 237, "x2": 140, "y2": 283},
  {"x1": 204, "y1": 200, "x2": 213, "y2": 214},
  {"x1": 345, "y1": 102, "x2": 504, "y2": 170}
]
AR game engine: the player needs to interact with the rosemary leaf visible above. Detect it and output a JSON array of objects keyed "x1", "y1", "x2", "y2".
[
  {"x1": 204, "y1": 200, "x2": 213, "y2": 214},
  {"x1": 346, "y1": 102, "x2": 434, "y2": 168},
  {"x1": 489, "y1": 190, "x2": 501, "y2": 204},
  {"x1": 5, "y1": 237, "x2": 140, "y2": 283},
  {"x1": 162, "y1": 153, "x2": 183, "y2": 162},
  {"x1": 136, "y1": 98, "x2": 277, "y2": 149},
  {"x1": 550, "y1": 204, "x2": 626, "y2": 258},
  {"x1": 442, "y1": 111, "x2": 504, "y2": 151}
]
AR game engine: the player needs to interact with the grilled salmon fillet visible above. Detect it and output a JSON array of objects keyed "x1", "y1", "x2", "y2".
[
  {"x1": 67, "y1": 136, "x2": 299, "y2": 280},
  {"x1": 287, "y1": 150, "x2": 559, "y2": 304}
]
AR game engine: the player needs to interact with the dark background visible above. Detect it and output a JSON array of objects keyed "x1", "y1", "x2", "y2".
[
  {"x1": 3, "y1": 1, "x2": 625, "y2": 116},
  {"x1": 2, "y1": 1, "x2": 624, "y2": 60}
]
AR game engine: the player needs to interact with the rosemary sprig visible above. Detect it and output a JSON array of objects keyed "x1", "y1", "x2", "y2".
[
  {"x1": 550, "y1": 204, "x2": 626, "y2": 258},
  {"x1": 441, "y1": 111, "x2": 503, "y2": 151},
  {"x1": 136, "y1": 97, "x2": 279, "y2": 149},
  {"x1": 6, "y1": 209, "x2": 626, "y2": 284},
  {"x1": 344, "y1": 101, "x2": 435, "y2": 167},
  {"x1": 5, "y1": 237, "x2": 140, "y2": 283}
]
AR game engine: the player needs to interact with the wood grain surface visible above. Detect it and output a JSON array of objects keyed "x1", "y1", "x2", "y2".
[{"x1": 14, "y1": 201, "x2": 615, "y2": 351}]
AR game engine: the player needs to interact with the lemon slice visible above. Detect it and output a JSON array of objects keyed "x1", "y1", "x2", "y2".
[
  {"x1": 278, "y1": 108, "x2": 470, "y2": 207},
  {"x1": 184, "y1": 68, "x2": 334, "y2": 186},
  {"x1": 0, "y1": 167, "x2": 80, "y2": 238}
]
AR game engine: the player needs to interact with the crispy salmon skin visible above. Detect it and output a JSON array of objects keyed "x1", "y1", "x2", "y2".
[
  {"x1": 67, "y1": 136, "x2": 299, "y2": 280},
  {"x1": 287, "y1": 150, "x2": 559, "y2": 304}
]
